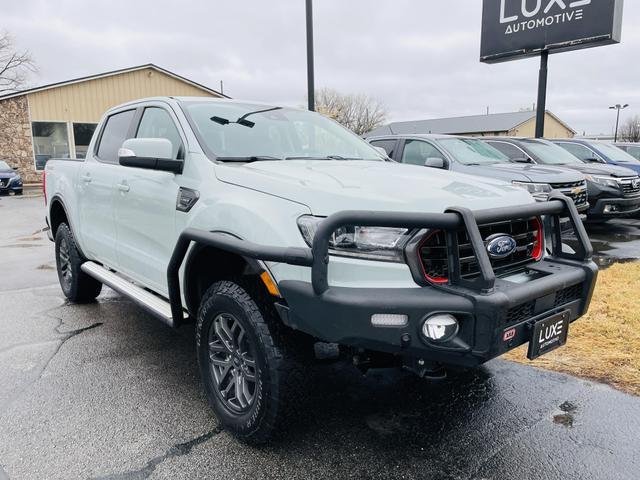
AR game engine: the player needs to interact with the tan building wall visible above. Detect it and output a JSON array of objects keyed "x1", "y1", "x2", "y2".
[
  {"x1": 510, "y1": 113, "x2": 574, "y2": 138},
  {"x1": 0, "y1": 95, "x2": 35, "y2": 183},
  {"x1": 0, "y1": 66, "x2": 222, "y2": 183},
  {"x1": 28, "y1": 67, "x2": 218, "y2": 123}
]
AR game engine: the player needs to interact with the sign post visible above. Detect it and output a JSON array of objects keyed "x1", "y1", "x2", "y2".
[
  {"x1": 535, "y1": 50, "x2": 549, "y2": 138},
  {"x1": 480, "y1": 0, "x2": 624, "y2": 137}
]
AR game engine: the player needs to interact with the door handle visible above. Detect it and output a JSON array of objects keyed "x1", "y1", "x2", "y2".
[
  {"x1": 117, "y1": 183, "x2": 130, "y2": 192},
  {"x1": 81, "y1": 173, "x2": 92, "y2": 183}
]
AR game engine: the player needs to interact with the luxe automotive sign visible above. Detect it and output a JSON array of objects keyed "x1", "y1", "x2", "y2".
[{"x1": 480, "y1": 0, "x2": 624, "y2": 63}]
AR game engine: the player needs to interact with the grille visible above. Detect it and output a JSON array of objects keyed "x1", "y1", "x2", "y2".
[
  {"x1": 505, "y1": 283, "x2": 583, "y2": 324},
  {"x1": 419, "y1": 218, "x2": 542, "y2": 282},
  {"x1": 551, "y1": 180, "x2": 588, "y2": 207},
  {"x1": 620, "y1": 178, "x2": 640, "y2": 197}
]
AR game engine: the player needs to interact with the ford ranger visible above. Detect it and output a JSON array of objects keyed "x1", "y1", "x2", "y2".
[{"x1": 44, "y1": 97, "x2": 597, "y2": 442}]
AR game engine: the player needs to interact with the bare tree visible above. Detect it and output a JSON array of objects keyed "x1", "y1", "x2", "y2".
[
  {"x1": 315, "y1": 88, "x2": 387, "y2": 136},
  {"x1": 0, "y1": 31, "x2": 36, "y2": 94},
  {"x1": 619, "y1": 115, "x2": 640, "y2": 143}
]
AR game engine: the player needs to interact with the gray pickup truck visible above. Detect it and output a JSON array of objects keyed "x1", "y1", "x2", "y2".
[{"x1": 367, "y1": 134, "x2": 588, "y2": 212}]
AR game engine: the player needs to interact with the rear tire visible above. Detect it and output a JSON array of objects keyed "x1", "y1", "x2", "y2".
[
  {"x1": 196, "y1": 280, "x2": 306, "y2": 444},
  {"x1": 54, "y1": 223, "x2": 102, "y2": 302}
]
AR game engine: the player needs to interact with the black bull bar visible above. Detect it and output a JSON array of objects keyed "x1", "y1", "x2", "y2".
[{"x1": 167, "y1": 193, "x2": 592, "y2": 326}]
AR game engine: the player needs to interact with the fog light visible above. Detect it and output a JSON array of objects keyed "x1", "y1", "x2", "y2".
[
  {"x1": 371, "y1": 313, "x2": 408, "y2": 327},
  {"x1": 422, "y1": 314, "x2": 459, "y2": 343}
]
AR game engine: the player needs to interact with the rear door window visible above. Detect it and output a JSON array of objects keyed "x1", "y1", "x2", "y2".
[{"x1": 96, "y1": 110, "x2": 136, "y2": 163}]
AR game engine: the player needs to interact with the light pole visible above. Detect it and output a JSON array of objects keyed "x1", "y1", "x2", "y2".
[
  {"x1": 609, "y1": 103, "x2": 629, "y2": 142},
  {"x1": 306, "y1": 0, "x2": 315, "y2": 111}
]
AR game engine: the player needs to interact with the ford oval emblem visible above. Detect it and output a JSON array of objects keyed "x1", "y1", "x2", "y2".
[{"x1": 486, "y1": 234, "x2": 517, "y2": 259}]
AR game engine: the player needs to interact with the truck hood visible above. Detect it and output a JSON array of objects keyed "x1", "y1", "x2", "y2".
[
  {"x1": 215, "y1": 160, "x2": 534, "y2": 216},
  {"x1": 461, "y1": 163, "x2": 583, "y2": 183},
  {"x1": 557, "y1": 163, "x2": 638, "y2": 178}
]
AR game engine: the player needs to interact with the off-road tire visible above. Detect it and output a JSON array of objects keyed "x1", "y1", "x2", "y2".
[
  {"x1": 54, "y1": 223, "x2": 102, "y2": 302},
  {"x1": 196, "y1": 280, "x2": 307, "y2": 444}
]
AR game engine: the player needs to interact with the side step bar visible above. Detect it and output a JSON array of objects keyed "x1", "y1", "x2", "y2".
[{"x1": 81, "y1": 261, "x2": 185, "y2": 328}]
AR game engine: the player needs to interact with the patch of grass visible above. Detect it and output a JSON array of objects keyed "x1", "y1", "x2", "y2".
[{"x1": 505, "y1": 261, "x2": 640, "y2": 396}]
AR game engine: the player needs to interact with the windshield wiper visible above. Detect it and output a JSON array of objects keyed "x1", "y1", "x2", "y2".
[
  {"x1": 211, "y1": 107, "x2": 283, "y2": 128},
  {"x1": 285, "y1": 155, "x2": 367, "y2": 161},
  {"x1": 215, "y1": 155, "x2": 282, "y2": 163}
]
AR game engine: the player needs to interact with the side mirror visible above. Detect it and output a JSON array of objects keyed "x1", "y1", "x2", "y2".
[
  {"x1": 585, "y1": 157, "x2": 605, "y2": 164},
  {"x1": 512, "y1": 156, "x2": 532, "y2": 163},
  {"x1": 424, "y1": 157, "x2": 445, "y2": 168},
  {"x1": 118, "y1": 138, "x2": 183, "y2": 174},
  {"x1": 12, "y1": 167, "x2": 18, "y2": 171}
]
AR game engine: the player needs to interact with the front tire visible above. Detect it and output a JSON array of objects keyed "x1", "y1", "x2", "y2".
[
  {"x1": 196, "y1": 280, "x2": 303, "y2": 443},
  {"x1": 54, "y1": 223, "x2": 102, "y2": 302}
]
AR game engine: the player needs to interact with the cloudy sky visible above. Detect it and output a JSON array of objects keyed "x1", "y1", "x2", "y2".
[{"x1": 3, "y1": 0, "x2": 639, "y2": 135}]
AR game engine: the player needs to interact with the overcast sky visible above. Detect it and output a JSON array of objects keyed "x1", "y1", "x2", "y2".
[{"x1": 4, "y1": 0, "x2": 639, "y2": 135}]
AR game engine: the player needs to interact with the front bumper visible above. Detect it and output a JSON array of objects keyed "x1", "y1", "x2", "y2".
[
  {"x1": 0, "y1": 183, "x2": 23, "y2": 194},
  {"x1": 167, "y1": 194, "x2": 597, "y2": 366},
  {"x1": 278, "y1": 258, "x2": 596, "y2": 367},
  {"x1": 588, "y1": 196, "x2": 640, "y2": 217}
]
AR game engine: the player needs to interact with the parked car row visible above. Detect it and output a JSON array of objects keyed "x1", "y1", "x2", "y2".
[{"x1": 367, "y1": 135, "x2": 640, "y2": 223}]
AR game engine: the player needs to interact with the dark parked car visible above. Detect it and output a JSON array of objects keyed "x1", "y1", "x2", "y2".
[
  {"x1": 553, "y1": 139, "x2": 640, "y2": 175},
  {"x1": 367, "y1": 134, "x2": 589, "y2": 212},
  {"x1": 481, "y1": 138, "x2": 640, "y2": 221},
  {"x1": 0, "y1": 160, "x2": 23, "y2": 195},
  {"x1": 615, "y1": 143, "x2": 640, "y2": 161}
]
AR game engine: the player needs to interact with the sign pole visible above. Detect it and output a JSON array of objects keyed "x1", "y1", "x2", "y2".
[
  {"x1": 535, "y1": 50, "x2": 549, "y2": 138},
  {"x1": 306, "y1": 0, "x2": 315, "y2": 112}
]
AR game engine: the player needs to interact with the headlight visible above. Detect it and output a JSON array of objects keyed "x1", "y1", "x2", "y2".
[
  {"x1": 297, "y1": 215, "x2": 412, "y2": 262},
  {"x1": 511, "y1": 181, "x2": 552, "y2": 201},
  {"x1": 585, "y1": 175, "x2": 619, "y2": 189}
]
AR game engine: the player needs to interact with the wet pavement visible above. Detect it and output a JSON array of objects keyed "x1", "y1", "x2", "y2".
[
  {"x1": 1, "y1": 195, "x2": 640, "y2": 480},
  {"x1": 583, "y1": 217, "x2": 640, "y2": 268}
]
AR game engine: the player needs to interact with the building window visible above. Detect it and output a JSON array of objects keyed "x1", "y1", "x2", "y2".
[
  {"x1": 73, "y1": 123, "x2": 98, "y2": 159},
  {"x1": 31, "y1": 122, "x2": 70, "y2": 170}
]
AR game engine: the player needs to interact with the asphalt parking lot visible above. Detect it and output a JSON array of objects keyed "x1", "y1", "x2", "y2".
[{"x1": 1, "y1": 194, "x2": 640, "y2": 480}]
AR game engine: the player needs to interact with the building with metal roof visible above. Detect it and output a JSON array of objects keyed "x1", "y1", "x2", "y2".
[{"x1": 366, "y1": 110, "x2": 576, "y2": 139}]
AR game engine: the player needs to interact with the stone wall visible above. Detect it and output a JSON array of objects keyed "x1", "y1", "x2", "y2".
[{"x1": 0, "y1": 95, "x2": 38, "y2": 183}]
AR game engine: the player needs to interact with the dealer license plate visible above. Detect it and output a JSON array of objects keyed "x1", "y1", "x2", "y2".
[{"x1": 527, "y1": 310, "x2": 570, "y2": 360}]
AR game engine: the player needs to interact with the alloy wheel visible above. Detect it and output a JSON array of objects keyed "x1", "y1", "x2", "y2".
[
  {"x1": 58, "y1": 238, "x2": 73, "y2": 289},
  {"x1": 208, "y1": 313, "x2": 258, "y2": 413}
]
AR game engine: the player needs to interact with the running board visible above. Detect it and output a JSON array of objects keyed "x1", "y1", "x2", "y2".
[{"x1": 81, "y1": 261, "x2": 185, "y2": 328}]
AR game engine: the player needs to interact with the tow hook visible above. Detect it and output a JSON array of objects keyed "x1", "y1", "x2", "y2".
[{"x1": 403, "y1": 357, "x2": 447, "y2": 380}]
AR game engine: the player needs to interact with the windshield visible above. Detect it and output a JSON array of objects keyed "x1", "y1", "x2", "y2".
[
  {"x1": 437, "y1": 138, "x2": 509, "y2": 165},
  {"x1": 624, "y1": 145, "x2": 640, "y2": 160},
  {"x1": 0, "y1": 160, "x2": 10, "y2": 170},
  {"x1": 183, "y1": 101, "x2": 384, "y2": 161},
  {"x1": 521, "y1": 140, "x2": 583, "y2": 165},
  {"x1": 592, "y1": 142, "x2": 640, "y2": 164}
]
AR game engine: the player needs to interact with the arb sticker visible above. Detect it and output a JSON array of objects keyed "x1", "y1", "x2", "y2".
[{"x1": 503, "y1": 328, "x2": 516, "y2": 342}]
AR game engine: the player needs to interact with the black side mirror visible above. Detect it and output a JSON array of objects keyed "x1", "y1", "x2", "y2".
[
  {"x1": 118, "y1": 138, "x2": 184, "y2": 174},
  {"x1": 424, "y1": 157, "x2": 445, "y2": 168}
]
